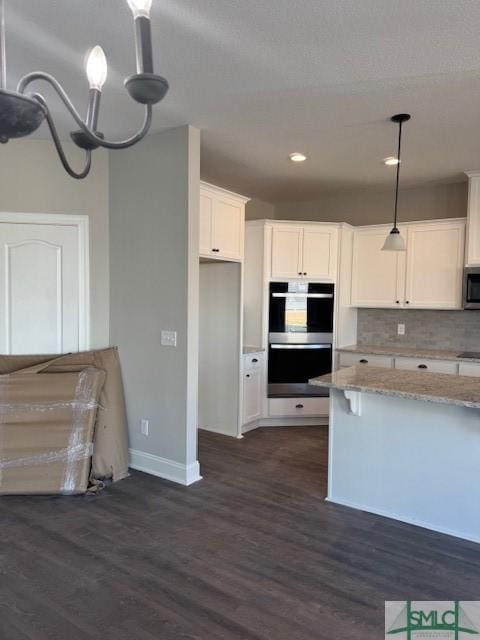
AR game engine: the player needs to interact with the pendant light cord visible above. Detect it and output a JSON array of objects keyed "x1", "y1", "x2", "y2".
[
  {"x1": 0, "y1": 0, "x2": 6, "y2": 90},
  {"x1": 393, "y1": 119, "x2": 403, "y2": 229}
]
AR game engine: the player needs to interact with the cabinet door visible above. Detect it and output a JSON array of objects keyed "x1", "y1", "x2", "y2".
[
  {"x1": 243, "y1": 369, "x2": 262, "y2": 424},
  {"x1": 271, "y1": 226, "x2": 303, "y2": 278},
  {"x1": 404, "y1": 222, "x2": 465, "y2": 309},
  {"x1": 302, "y1": 226, "x2": 338, "y2": 280},
  {"x1": 199, "y1": 192, "x2": 213, "y2": 256},
  {"x1": 211, "y1": 197, "x2": 244, "y2": 260},
  {"x1": 351, "y1": 228, "x2": 405, "y2": 307}
]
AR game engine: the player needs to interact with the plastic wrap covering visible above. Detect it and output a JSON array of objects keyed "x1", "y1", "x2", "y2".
[
  {"x1": 0, "y1": 348, "x2": 129, "y2": 482},
  {"x1": 0, "y1": 367, "x2": 105, "y2": 495}
]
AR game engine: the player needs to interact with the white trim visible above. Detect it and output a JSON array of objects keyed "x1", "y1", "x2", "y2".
[
  {"x1": 0, "y1": 211, "x2": 90, "y2": 351},
  {"x1": 200, "y1": 181, "x2": 250, "y2": 204},
  {"x1": 129, "y1": 449, "x2": 202, "y2": 486},
  {"x1": 344, "y1": 390, "x2": 362, "y2": 416},
  {"x1": 326, "y1": 495, "x2": 480, "y2": 545}
]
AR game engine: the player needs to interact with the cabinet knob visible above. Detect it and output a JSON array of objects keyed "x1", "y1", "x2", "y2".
[
  {"x1": 406, "y1": 300, "x2": 410, "y2": 304},
  {"x1": 295, "y1": 404, "x2": 304, "y2": 409},
  {"x1": 396, "y1": 300, "x2": 400, "y2": 304},
  {"x1": 212, "y1": 248, "x2": 220, "y2": 253},
  {"x1": 359, "y1": 359, "x2": 368, "y2": 364},
  {"x1": 303, "y1": 272, "x2": 307, "y2": 276},
  {"x1": 252, "y1": 358, "x2": 258, "y2": 363},
  {"x1": 298, "y1": 272, "x2": 302, "y2": 276},
  {"x1": 418, "y1": 364, "x2": 428, "y2": 369},
  {"x1": 246, "y1": 374, "x2": 251, "y2": 378}
]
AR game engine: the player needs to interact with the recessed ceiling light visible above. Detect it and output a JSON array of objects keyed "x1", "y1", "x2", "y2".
[
  {"x1": 289, "y1": 152, "x2": 307, "y2": 163},
  {"x1": 383, "y1": 156, "x2": 400, "y2": 166}
]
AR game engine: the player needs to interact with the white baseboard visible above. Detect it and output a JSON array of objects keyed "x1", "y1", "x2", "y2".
[
  {"x1": 326, "y1": 495, "x2": 480, "y2": 545},
  {"x1": 258, "y1": 417, "x2": 328, "y2": 427},
  {"x1": 129, "y1": 449, "x2": 202, "y2": 486}
]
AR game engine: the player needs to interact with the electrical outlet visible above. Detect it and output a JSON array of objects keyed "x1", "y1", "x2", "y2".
[
  {"x1": 161, "y1": 330, "x2": 177, "y2": 347},
  {"x1": 141, "y1": 419, "x2": 149, "y2": 436},
  {"x1": 397, "y1": 323, "x2": 406, "y2": 336}
]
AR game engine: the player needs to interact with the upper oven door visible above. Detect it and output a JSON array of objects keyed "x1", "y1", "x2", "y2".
[
  {"x1": 464, "y1": 269, "x2": 480, "y2": 309},
  {"x1": 269, "y1": 281, "x2": 334, "y2": 335}
]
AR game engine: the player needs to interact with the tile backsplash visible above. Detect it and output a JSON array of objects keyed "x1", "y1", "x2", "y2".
[{"x1": 357, "y1": 308, "x2": 480, "y2": 352}]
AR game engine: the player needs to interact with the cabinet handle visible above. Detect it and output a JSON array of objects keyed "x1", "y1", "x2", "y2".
[
  {"x1": 295, "y1": 404, "x2": 304, "y2": 409},
  {"x1": 418, "y1": 364, "x2": 428, "y2": 369},
  {"x1": 212, "y1": 248, "x2": 220, "y2": 253},
  {"x1": 359, "y1": 359, "x2": 368, "y2": 364},
  {"x1": 252, "y1": 358, "x2": 258, "y2": 363}
]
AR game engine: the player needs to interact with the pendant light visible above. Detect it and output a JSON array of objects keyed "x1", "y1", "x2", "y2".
[
  {"x1": 382, "y1": 113, "x2": 411, "y2": 251},
  {"x1": 0, "y1": 0, "x2": 168, "y2": 179}
]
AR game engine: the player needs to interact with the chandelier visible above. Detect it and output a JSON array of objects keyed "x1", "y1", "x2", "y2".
[{"x1": 0, "y1": 0, "x2": 169, "y2": 179}]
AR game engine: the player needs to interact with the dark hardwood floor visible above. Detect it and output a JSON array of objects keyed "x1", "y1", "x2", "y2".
[{"x1": 1, "y1": 426, "x2": 479, "y2": 639}]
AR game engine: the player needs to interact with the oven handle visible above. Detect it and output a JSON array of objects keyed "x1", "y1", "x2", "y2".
[
  {"x1": 271, "y1": 293, "x2": 334, "y2": 299},
  {"x1": 270, "y1": 343, "x2": 332, "y2": 350}
]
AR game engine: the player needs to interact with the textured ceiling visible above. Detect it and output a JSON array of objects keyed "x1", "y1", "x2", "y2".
[{"x1": 3, "y1": 0, "x2": 480, "y2": 200}]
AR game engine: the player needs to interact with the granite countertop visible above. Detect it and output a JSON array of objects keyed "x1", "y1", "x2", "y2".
[
  {"x1": 243, "y1": 346, "x2": 265, "y2": 355},
  {"x1": 336, "y1": 344, "x2": 480, "y2": 364},
  {"x1": 310, "y1": 365, "x2": 480, "y2": 409}
]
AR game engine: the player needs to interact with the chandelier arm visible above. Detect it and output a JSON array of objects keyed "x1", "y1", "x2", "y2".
[
  {"x1": 17, "y1": 71, "x2": 153, "y2": 149},
  {"x1": 33, "y1": 93, "x2": 92, "y2": 179}
]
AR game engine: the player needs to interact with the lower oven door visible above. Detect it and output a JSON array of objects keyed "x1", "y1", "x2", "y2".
[{"x1": 268, "y1": 343, "x2": 332, "y2": 384}]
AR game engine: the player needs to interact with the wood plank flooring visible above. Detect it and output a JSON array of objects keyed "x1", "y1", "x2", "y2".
[{"x1": 1, "y1": 426, "x2": 479, "y2": 639}]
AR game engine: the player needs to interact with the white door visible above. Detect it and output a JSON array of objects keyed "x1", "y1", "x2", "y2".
[
  {"x1": 271, "y1": 226, "x2": 303, "y2": 279},
  {"x1": 404, "y1": 221, "x2": 465, "y2": 309},
  {"x1": 302, "y1": 226, "x2": 338, "y2": 280},
  {"x1": 351, "y1": 227, "x2": 405, "y2": 307},
  {"x1": 211, "y1": 197, "x2": 244, "y2": 260},
  {"x1": 199, "y1": 192, "x2": 213, "y2": 256},
  {"x1": 0, "y1": 214, "x2": 88, "y2": 354},
  {"x1": 243, "y1": 368, "x2": 262, "y2": 425}
]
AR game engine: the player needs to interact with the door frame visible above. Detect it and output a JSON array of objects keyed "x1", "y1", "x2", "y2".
[{"x1": 0, "y1": 211, "x2": 90, "y2": 352}]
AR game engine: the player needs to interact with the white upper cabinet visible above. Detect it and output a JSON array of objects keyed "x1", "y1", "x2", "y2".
[
  {"x1": 351, "y1": 219, "x2": 466, "y2": 309},
  {"x1": 200, "y1": 183, "x2": 249, "y2": 261},
  {"x1": 271, "y1": 226, "x2": 303, "y2": 278},
  {"x1": 351, "y1": 227, "x2": 405, "y2": 307},
  {"x1": 404, "y1": 221, "x2": 465, "y2": 309},
  {"x1": 466, "y1": 171, "x2": 480, "y2": 266},
  {"x1": 302, "y1": 225, "x2": 339, "y2": 280},
  {"x1": 270, "y1": 224, "x2": 338, "y2": 280}
]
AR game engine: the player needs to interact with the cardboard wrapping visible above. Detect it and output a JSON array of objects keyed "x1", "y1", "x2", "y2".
[
  {"x1": 0, "y1": 348, "x2": 129, "y2": 482},
  {"x1": 0, "y1": 368, "x2": 105, "y2": 495}
]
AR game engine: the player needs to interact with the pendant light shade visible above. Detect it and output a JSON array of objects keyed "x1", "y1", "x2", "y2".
[
  {"x1": 382, "y1": 113, "x2": 411, "y2": 252},
  {"x1": 382, "y1": 228, "x2": 406, "y2": 251}
]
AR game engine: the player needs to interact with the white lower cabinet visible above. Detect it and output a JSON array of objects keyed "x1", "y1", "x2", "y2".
[
  {"x1": 394, "y1": 357, "x2": 458, "y2": 374},
  {"x1": 268, "y1": 397, "x2": 329, "y2": 418},
  {"x1": 458, "y1": 362, "x2": 480, "y2": 377},
  {"x1": 338, "y1": 352, "x2": 393, "y2": 369}
]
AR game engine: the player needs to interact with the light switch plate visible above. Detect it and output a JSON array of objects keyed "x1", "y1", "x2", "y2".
[
  {"x1": 397, "y1": 323, "x2": 406, "y2": 336},
  {"x1": 161, "y1": 330, "x2": 177, "y2": 347}
]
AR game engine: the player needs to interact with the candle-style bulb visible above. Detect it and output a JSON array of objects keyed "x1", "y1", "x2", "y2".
[
  {"x1": 86, "y1": 45, "x2": 108, "y2": 90},
  {"x1": 127, "y1": 0, "x2": 152, "y2": 19}
]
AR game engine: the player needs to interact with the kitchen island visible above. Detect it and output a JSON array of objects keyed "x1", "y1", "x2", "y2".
[{"x1": 310, "y1": 366, "x2": 480, "y2": 543}]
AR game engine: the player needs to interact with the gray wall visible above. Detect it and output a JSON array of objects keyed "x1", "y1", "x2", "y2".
[
  {"x1": 0, "y1": 139, "x2": 110, "y2": 348},
  {"x1": 274, "y1": 181, "x2": 467, "y2": 226},
  {"x1": 357, "y1": 308, "x2": 480, "y2": 352},
  {"x1": 109, "y1": 126, "x2": 200, "y2": 473},
  {"x1": 246, "y1": 198, "x2": 275, "y2": 221}
]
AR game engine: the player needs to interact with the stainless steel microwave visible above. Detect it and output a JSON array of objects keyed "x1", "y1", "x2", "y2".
[{"x1": 464, "y1": 267, "x2": 480, "y2": 309}]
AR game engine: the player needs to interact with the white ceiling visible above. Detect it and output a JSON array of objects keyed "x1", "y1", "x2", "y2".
[{"x1": 4, "y1": 0, "x2": 480, "y2": 201}]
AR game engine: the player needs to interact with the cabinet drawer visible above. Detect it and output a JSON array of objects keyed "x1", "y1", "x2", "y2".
[
  {"x1": 338, "y1": 352, "x2": 393, "y2": 369},
  {"x1": 394, "y1": 357, "x2": 457, "y2": 374},
  {"x1": 458, "y1": 362, "x2": 480, "y2": 377},
  {"x1": 268, "y1": 397, "x2": 329, "y2": 417},
  {"x1": 243, "y1": 353, "x2": 264, "y2": 371}
]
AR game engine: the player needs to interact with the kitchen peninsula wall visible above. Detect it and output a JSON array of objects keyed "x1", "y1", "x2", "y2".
[{"x1": 357, "y1": 308, "x2": 480, "y2": 352}]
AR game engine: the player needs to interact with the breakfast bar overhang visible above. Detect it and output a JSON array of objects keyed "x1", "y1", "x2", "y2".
[{"x1": 310, "y1": 366, "x2": 480, "y2": 543}]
